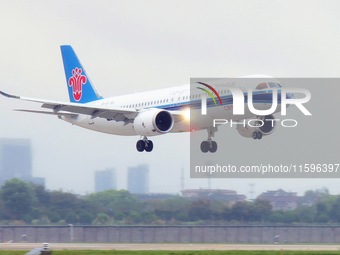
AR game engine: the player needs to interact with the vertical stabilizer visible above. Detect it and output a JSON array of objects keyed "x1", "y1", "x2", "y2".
[{"x1": 61, "y1": 45, "x2": 103, "y2": 103}]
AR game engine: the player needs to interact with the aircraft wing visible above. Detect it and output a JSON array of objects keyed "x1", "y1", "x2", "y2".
[{"x1": 0, "y1": 90, "x2": 138, "y2": 121}]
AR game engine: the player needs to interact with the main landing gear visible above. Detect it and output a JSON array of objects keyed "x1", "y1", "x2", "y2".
[
  {"x1": 136, "y1": 136, "x2": 154, "y2": 152},
  {"x1": 200, "y1": 127, "x2": 218, "y2": 153},
  {"x1": 200, "y1": 140, "x2": 217, "y2": 153}
]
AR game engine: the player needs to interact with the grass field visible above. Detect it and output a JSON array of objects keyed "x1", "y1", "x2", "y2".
[{"x1": 3, "y1": 251, "x2": 340, "y2": 255}]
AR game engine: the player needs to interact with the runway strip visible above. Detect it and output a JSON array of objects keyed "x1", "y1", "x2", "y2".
[{"x1": 1, "y1": 243, "x2": 340, "y2": 251}]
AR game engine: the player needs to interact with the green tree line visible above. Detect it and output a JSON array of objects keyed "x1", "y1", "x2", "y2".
[{"x1": 0, "y1": 179, "x2": 338, "y2": 225}]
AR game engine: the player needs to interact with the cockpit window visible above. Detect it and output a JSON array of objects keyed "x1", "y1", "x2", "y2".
[
  {"x1": 256, "y1": 82, "x2": 282, "y2": 90},
  {"x1": 268, "y1": 82, "x2": 282, "y2": 88},
  {"x1": 255, "y1": 82, "x2": 269, "y2": 90}
]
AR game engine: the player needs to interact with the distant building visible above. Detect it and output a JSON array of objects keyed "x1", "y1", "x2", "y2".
[
  {"x1": 181, "y1": 189, "x2": 246, "y2": 204},
  {"x1": 127, "y1": 164, "x2": 149, "y2": 194},
  {"x1": 257, "y1": 189, "x2": 299, "y2": 210},
  {"x1": 95, "y1": 168, "x2": 116, "y2": 192},
  {"x1": 0, "y1": 138, "x2": 45, "y2": 186}
]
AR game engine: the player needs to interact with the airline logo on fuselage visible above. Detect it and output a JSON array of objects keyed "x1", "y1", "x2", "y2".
[
  {"x1": 196, "y1": 82, "x2": 222, "y2": 105},
  {"x1": 68, "y1": 67, "x2": 87, "y2": 101}
]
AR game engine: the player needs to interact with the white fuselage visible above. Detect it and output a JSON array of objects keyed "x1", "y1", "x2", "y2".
[{"x1": 61, "y1": 81, "x2": 282, "y2": 137}]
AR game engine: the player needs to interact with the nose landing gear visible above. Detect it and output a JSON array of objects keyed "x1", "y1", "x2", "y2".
[{"x1": 252, "y1": 131, "x2": 263, "y2": 140}]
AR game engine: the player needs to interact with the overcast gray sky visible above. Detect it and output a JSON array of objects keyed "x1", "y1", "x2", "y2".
[{"x1": 1, "y1": 0, "x2": 339, "y2": 196}]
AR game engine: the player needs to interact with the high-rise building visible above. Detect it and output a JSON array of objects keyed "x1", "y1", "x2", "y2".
[
  {"x1": 95, "y1": 168, "x2": 116, "y2": 192},
  {"x1": 127, "y1": 164, "x2": 149, "y2": 194},
  {"x1": 0, "y1": 138, "x2": 44, "y2": 186}
]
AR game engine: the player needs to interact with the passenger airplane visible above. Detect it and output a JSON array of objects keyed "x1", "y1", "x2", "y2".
[{"x1": 1, "y1": 45, "x2": 288, "y2": 153}]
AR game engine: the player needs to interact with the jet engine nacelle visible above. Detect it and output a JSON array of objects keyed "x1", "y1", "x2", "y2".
[
  {"x1": 236, "y1": 114, "x2": 276, "y2": 138},
  {"x1": 133, "y1": 109, "x2": 174, "y2": 136}
]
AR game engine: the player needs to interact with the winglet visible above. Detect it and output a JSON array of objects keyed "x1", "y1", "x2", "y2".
[{"x1": 0, "y1": 90, "x2": 20, "y2": 99}]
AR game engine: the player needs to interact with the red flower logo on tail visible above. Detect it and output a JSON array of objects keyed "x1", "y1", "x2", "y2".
[{"x1": 68, "y1": 67, "x2": 87, "y2": 101}]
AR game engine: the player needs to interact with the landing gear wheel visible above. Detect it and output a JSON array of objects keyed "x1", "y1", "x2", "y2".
[
  {"x1": 252, "y1": 131, "x2": 263, "y2": 140},
  {"x1": 210, "y1": 141, "x2": 218, "y2": 153},
  {"x1": 200, "y1": 127, "x2": 219, "y2": 153},
  {"x1": 145, "y1": 140, "x2": 154, "y2": 152},
  {"x1": 200, "y1": 141, "x2": 218, "y2": 153},
  {"x1": 200, "y1": 141, "x2": 209, "y2": 153},
  {"x1": 252, "y1": 131, "x2": 258, "y2": 140},
  {"x1": 136, "y1": 140, "x2": 145, "y2": 152}
]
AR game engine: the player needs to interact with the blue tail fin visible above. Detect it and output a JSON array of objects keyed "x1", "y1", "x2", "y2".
[{"x1": 61, "y1": 45, "x2": 103, "y2": 103}]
